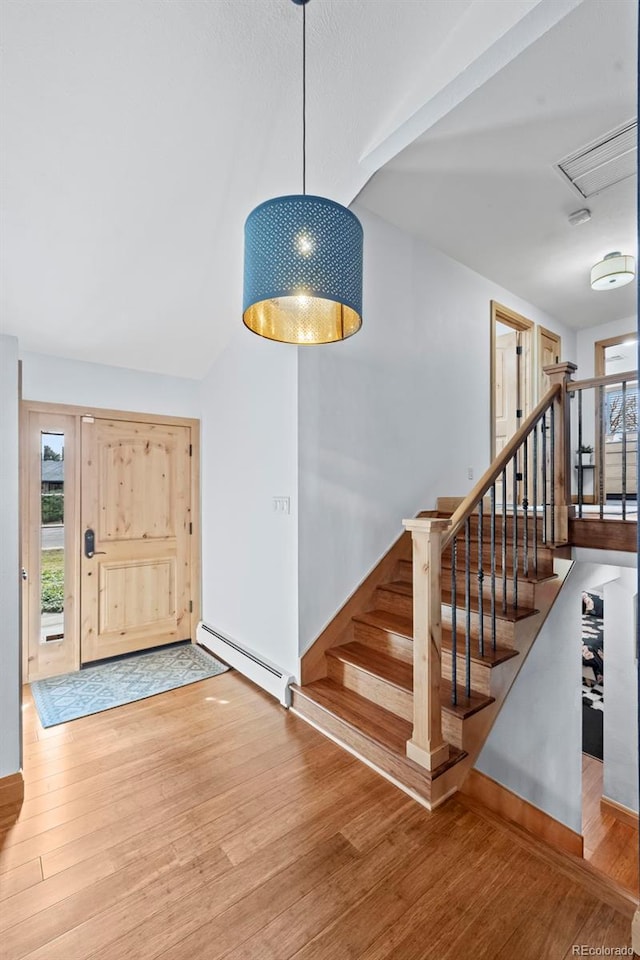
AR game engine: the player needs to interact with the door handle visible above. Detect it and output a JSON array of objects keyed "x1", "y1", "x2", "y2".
[{"x1": 84, "y1": 529, "x2": 106, "y2": 559}]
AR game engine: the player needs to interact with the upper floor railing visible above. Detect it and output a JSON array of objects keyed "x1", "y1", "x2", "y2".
[{"x1": 568, "y1": 369, "x2": 638, "y2": 522}]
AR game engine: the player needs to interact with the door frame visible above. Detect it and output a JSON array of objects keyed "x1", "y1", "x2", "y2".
[
  {"x1": 489, "y1": 301, "x2": 534, "y2": 461},
  {"x1": 20, "y1": 400, "x2": 201, "y2": 680},
  {"x1": 593, "y1": 331, "x2": 637, "y2": 507},
  {"x1": 594, "y1": 331, "x2": 637, "y2": 377}
]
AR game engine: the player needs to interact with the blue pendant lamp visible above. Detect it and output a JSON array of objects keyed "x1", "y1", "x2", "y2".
[{"x1": 243, "y1": 0, "x2": 363, "y2": 344}]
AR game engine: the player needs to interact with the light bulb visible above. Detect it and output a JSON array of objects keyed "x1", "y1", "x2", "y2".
[{"x1": 296, "y1": 233, "x2": 315, "y2": 257}]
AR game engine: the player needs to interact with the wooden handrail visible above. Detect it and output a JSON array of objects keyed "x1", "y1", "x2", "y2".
[
  {"x1": 404, "y1": 362, "x2": 576, "y2": 773},
  {"x1": 442, "y1": 383, "x2": 561, "y2": 549},
  {"x1": 567, "y1": 370, "x2": 638, "y2": 393}
]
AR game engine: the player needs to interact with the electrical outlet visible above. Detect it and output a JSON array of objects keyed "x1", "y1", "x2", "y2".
[
  {"x1": 468, "y1": 467, "x2": 474, "y2": 480},
  {"x1": 272, "y1": 496, "x2": 290, "y2": 514}
]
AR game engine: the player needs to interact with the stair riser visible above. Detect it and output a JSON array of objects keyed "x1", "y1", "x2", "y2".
[
  {"x1": 375, "y1": 587, "x2": 413, "y2": 619},
  {"x1": 441, "y1": 604, "x2": 517, "y2": 646},
  {"x1": 444, "y1": 574, "x2": 535, "y2": 608},
  {"x1": 464, "y1": 514, "x2": 555, "y2": 540},
  {"x1": 376, "y1": 578, "x2": 536, "y2": 618},
  {"x1": 352, "y1": 621, "x2": 512, "y2": 698},
  {"x1": 327, "y1": 658, "x2": 413, "y2": 723},
  {"x1": 442, "y1": 712, "x2": 463, "y2": 751},
  {"x1": 443, "y1": 706, "x2": 488, "y2": 753},
  {"x1": 353, "y1": 621, "x2": 413, "y2": 664},
  {"x1": 398, "y1": 547, "x2": 554, "y2": 582},
  {"x1": 441, "y1": 649, "x2": 491, "y2": 697},
  {"x1": 375, "y1": 587, "x2": 519, "y2": 646},
  {"x1": 441, "y1": 550, "x2": 554, "y2": 581}
]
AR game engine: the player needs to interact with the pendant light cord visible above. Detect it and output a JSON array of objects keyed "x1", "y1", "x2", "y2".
[{"x1": 302, "y1": 1, "x2": 306, "y2": 195}]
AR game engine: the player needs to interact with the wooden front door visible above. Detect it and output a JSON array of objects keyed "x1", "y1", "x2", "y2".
[{"x1": 80, "y1": 417, "x2": 193, "y2": 663}]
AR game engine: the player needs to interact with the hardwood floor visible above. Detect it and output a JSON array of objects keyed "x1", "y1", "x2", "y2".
[
  {"x1": 583, "y1": 753, "x2": 639, "y2": 896},
  {"x1": 0, "y1": 671, "x2": 635, "y2": 960}
]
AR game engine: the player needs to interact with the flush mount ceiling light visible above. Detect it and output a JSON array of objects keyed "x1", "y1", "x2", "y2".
[
  {"x1": 242, "y1": 0, "x2": 363, "y2": 345},
  {"x1": 590, "y1": 252, "x2": 636, "y2": 291}
]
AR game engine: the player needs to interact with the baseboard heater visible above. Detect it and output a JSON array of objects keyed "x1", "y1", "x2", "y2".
[{"x1": 197, "y1": 622, "x2": 294, "y2": 707}]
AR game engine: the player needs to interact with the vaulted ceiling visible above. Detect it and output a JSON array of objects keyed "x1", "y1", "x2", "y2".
[
  {"x1": 1, "y1": 0, "x2": 634, "y2": 378},
  {"x1": 358, "y1": 0, "x2": 638, "y2": 332}
]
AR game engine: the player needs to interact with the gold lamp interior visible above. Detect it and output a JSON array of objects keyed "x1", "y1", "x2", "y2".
[{"x1": 243, "y1": 296, "x2": 362, "y2": 345}]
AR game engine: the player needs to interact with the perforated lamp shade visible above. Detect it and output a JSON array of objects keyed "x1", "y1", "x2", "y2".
[{"x1": 243, "y1": 195, "x2": 363, "y2": 344}]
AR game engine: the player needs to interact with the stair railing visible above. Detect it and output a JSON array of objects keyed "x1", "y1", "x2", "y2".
[
  {"x1": 567, "y1": 370, "x2": 638, "y2": 521},
  {"x1": 403, "y1": 361, "x2": 576, "y2": 773}
]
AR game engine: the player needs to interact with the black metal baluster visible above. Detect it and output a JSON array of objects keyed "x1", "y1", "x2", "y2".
[
  {"x1": 512, "y1": 453, "x2": 518, "y2": 609},
  {"x1": 523, "y1": 434, "x2": 529, "y2": 578},
  {"x1": 577, "y1": 389, "x2": 583, "y2": 519},
  {"x1": 490, "y1": 483, "x2": 497, "y2": 652},
  {"x1": 622, "y1": 380, "x2": 627, "y2": 521},
  {"x1": 550, "y1": 403, "x2": 555, "y2": 544},
  {"x1": 465, "y1": 517, "x2": 471, "y2": 699},
  {"x1": 477, "y1": 499, "x2": 484, "y2": 657},
  {"x1": 532, "y1": 423, "x2": 538, "y2": 575},
  {"x1": 501, "y1": 468, "x2": 507, "y2": 613},
  {"x1": 542, "y1": 412, "x2": 548, "y2": 544},
  {"x1": 450, "y1": 536, "x2": 457, "y2": 706}
]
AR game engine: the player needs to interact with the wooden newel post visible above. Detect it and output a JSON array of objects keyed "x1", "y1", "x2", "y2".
[
  {"x1": 542, "y1": 361, "x2": 577, "y2": 544},
  {"x1": 402, "y1": 517, "x2": 450, "y2": 772}
]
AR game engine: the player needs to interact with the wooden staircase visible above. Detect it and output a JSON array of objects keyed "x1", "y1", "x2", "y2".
[{"x1": 291, "y1": 506, "x2": 571, "y2": 809}]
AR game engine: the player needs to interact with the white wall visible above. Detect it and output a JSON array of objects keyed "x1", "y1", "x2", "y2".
[
  {"x1": 199, "y1": 330, "x2": 299, "y2": 676},
  {"x1": 0, "y1": 335, "x2": 21, "y2": 777},
  {"x1": 603, "y1": 567, "x2": 638, "y2": 813},
  {"x1": 297, "y1": 205, "x2": 576, "y2": 651},
  {"x1": 476, "y1": 562, "x2": 611, "y2": 832},
  {"x1": 20, "y1": 351, "x2": 200, "y2": 419},
  {"x1": 476, "y1": 559, "x2": 639, "y2": 829},
  {"x1": 575, "y1": 314, "x2": 637, "y2": 380}
]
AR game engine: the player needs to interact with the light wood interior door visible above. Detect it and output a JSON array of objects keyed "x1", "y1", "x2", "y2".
[
  {"x1": 490, "y1": 302, "x2": 534, "y2": 507},
  {"x1": 490, "y1": 301, "x2": 533, "y2": 462},
  {"x1": 495, "y1": 331, "x2": 519, "y2": 457},
  {"x1": 538, "y1": 326, "x2": 562, "y2": 398},
  {"x1": 81, "y1": 417, "x2": 192, "y2": 663},
  {"x1": 494, "y1": 331, "x2": 520, "y2": 505}
]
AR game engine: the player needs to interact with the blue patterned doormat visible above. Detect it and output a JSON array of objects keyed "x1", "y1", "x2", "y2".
[{"x1": 31, "y1": 644, "x2": 229, "y2": 728}]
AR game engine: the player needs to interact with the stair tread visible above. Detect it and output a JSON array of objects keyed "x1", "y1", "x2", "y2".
[
  {"x1": 380, "y1": 580, "x2": 538, "y2": 622},
  {"x1": 295, "y1": 676, "x2": 413, "y2": 749},
  {"x1": 292, "y1": 678, "x2": 467, "y2": 780},
  {"x1": 439, "y1": 679, "x2": 495, "y2": 719},
  {"x1": 327, "y1": 640, "x2": 412, "y2": 691},
  {"x1": 326, "y1": 641, "x2": 494, "y2": 719},
  {"x1": 353, "y1": 609, "x2": 518, "y2": 669}
]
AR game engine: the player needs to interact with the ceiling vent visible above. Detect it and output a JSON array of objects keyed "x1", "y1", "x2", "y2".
[{"x1": 557, "y1": 119, "x2": 637, "y2": 198}]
